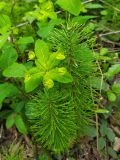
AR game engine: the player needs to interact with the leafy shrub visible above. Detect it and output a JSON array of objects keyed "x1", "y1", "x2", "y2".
[{"x1": 0, "y1": 0, "x2": 119, "y2": 158}]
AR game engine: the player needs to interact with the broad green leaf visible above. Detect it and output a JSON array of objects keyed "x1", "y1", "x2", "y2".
[
  {"x1": 101, "y1": 10, "x2": 108, "y2": 16},
  {"x1": 0, "y1": 14, "x2": 11, "y2": 34},
  {"x1": 107, "y1": 128, "x2": 115, "y2": 142},
  {"x1": 98, "y1": 137, "x2": 105, "y2": 150},
  {"x1": 0, "y1": 2, "x2": 5, "y2": 11},
  {"x1": 37, "y1": 19, "x2": 63, "y2": 39},
  {"x1": 47, "y1": 51, "x2": 65, "y2": 69},
  {"x1": 0, "y1": 32, "x2": 9, "y2": 49},
  {"x1": 95, "y1": 109, "x2": 109, "y2": 114},
  {"x1": 24, "y1": 61, "x2": 33, "y2": 70},
  {"x1": 25, "y1": 74, "x2": 43, "y2": 92},
  {"x1": 90, "y1": 77, "x2": 109, "y2": 91},
  {"x1": 84, "y1": 126, "x2": 96, "y2": 137},
  {"x1": 56, "y1": 0, "x2": 81, "y2": 16},
  {"x1": 45, "y1": 67, "x2": 73, "y2": 84},
  {"x1": 35, "y1": 40, "x2": 50, "y2": 68},
  {"x1": 3, "y1": 62, "x2": 27, "y2": 77},
  {"x1": 112, "y1": 83, "x2": 120, "y2": 95},
  {"x1": 86, "y1": 3, "x2": 103, "y2": 9},
  {"x1": 11, "y1": 101, "x2": 25, "y2": 113},
  {"x1": 107, "y1": 91, "x2": 116, "y2": 102},
  {"x1": 17, "y1": 36, "x2": 34, "y2": 44},
  {"x1": 6, "y1": 114, "x2": 15, "y2": 129},
  {"x1": 100, "y1": 120, "x2": 108, "y2": 136},
  {"x1": 72, "y1": 16, "x2": 96, "y2": 24},
  {"x1": 108, "y1": 147, "x2": 117, "y2": 158},
  {"x1": 105, "y1": 64, "x2": 120, "y2": 79},
  {"x1": 95, "y1": 55, "x2": 111, "y2": 61},
  {"x1": 24, "y1": 68, "x2": 44, "y2": 92},
  {"x1": 0, "y1": 83, "x2": 19, "y2": 105},
  {"x1": 0, "y1": 43, "x2": 18, "y2": 69},
  {"x1": 15, "y1": 114, "x2": 27, "y2": 134},
  {"x1": 100, "y1": 48, "x2": 108, "y2": 56}
]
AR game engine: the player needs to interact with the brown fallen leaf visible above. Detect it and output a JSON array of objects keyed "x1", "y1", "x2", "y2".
[{"x1": 113, "y1": 137, "x2": 120, "y2": 152}]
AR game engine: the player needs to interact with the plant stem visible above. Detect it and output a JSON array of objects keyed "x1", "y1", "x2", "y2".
[
  {"x1": 93, "y1": 49, "x2": 104, "y2": 152},
  {"x1": 96, "y1": 113, "x2": 99, "y2": 151}
]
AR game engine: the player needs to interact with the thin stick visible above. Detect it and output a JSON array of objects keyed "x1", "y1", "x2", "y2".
[
  {"x1": 100, "y1": 31, "x2": 120, "y2": 37},
  {"x1": 0, "y1": 125, "x2": 3, "y2": 139},
  {"x1": 96, "y1": 113, "x2": 99, "y2": 151},
  {"x1": 96, "y1": 59, "x2": 104, "y2": 152},
  {"x1": 14, "y1": 22, "x2": 29, "y2": 28},
  {"x1": 93, "y1": 46, "x2": 104, "y2": 152},
  {"x1": 82, "y1": 0, "x2": 95, "y2": 4}
]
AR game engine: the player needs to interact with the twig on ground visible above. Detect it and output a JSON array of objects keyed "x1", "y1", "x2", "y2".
[
  {"x1": 0, "y1": 125, "x2": 3, "y2": 139},
  {"x1": 100, "y1": 31, "x2": 120, "y2": 37}
]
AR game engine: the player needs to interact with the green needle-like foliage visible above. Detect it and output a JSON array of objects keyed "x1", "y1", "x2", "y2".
[
  {"x1": 26, "y1": 22, "x2": 97, "y2": 153},
  {"x1": 26, "y1": 90, "x2": 77, "y2": 153},
  {"x1": 49, "y1": 23, "x2": 97, "y2": 131}
]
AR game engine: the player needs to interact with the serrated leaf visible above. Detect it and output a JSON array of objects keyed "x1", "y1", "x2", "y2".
[
  {"x1": 0, "y1": 43, "x2": 18, "y2": 69},
  {"x1": 15, "y1": 114, "x2": 27, "y2": 134},
  {"x1": 56, "y1": 0, "x2": 81, "y2": 16},
  {"x1": 3, "y1": 62, "x2": 27, "y2": 77},
  {"x1": 6, "y1": 114, "x2": 15, "y2": 129},
  {"x1": 98, "y1": 137, "x2": 105, "y2": 150},
  {"x1": 0, "y1": 83, "x2": 19, "y2": 105}
]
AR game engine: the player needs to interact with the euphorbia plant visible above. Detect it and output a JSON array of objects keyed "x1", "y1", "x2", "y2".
[
  {"x1": 0, "y1": 0, "x2": 103, "y2": 156},
  {"x1": 24, "y1": 40, "x2": 73, "y2": 92}
]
